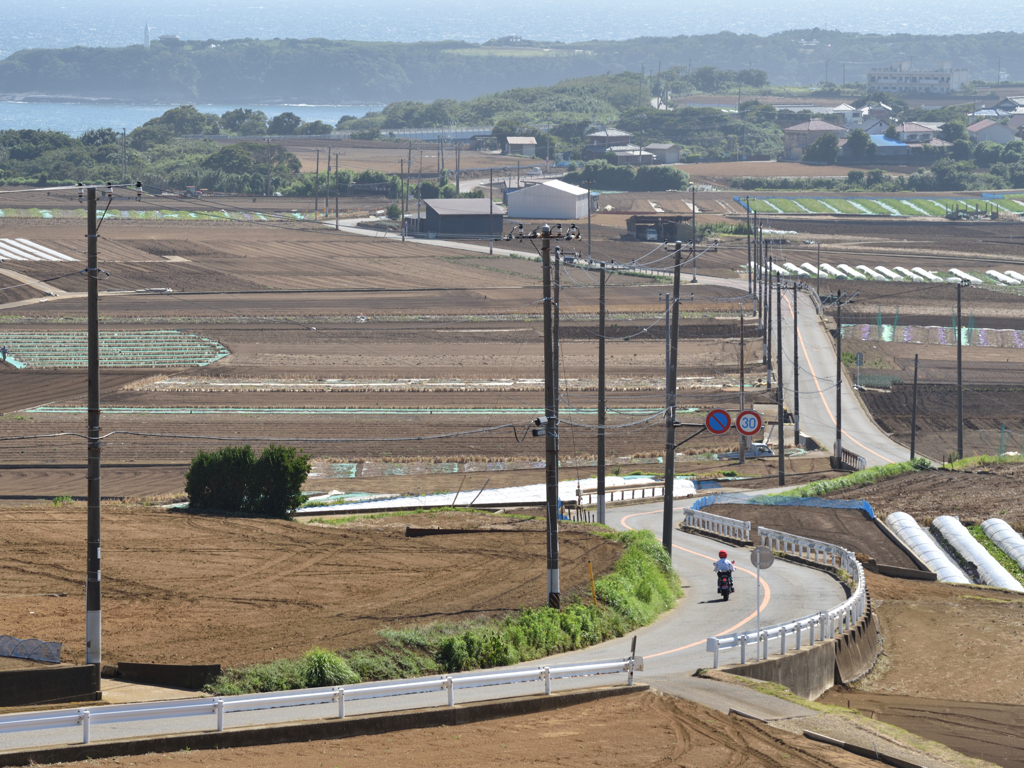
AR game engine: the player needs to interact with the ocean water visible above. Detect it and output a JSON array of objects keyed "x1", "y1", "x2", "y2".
[
  {"x1": 0, "y1": 102, "x2": 378, "y2": 137},
  {"x1": 1, "y1": 0, "x2": 1023, "y2": 59}
]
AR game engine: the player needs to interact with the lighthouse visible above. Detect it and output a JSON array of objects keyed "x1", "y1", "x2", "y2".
[{"x1": 144, "y1": 23, "x2": 151, "y2": 48}]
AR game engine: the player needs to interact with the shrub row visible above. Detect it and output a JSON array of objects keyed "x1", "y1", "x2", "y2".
[
  {"x1": 185, "y1": 444, "x2": 311, "y2": 518},
  {"x1": 771, "y1": 458, "x2": 930, "y2": 498}
]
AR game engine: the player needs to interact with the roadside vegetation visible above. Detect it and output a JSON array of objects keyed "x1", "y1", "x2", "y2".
[
  {"x1": 966, "y1": 525, "x2": 1024, "y2": 588},
  {"x1": 203, "y1": 528, "x2": 680, "y2": 695},
  {"x1": 770, "y1": 458, "x2": 931, "y2": 498}
]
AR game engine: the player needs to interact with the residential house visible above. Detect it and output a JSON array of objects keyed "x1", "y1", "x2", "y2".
[
  {"x1": 644, "y1": 142, "x2": 680, "y2": 164},
  {"x1": 866, "y1": 134, "x2": 909, "y2": 157},
  {"x1": 858, "y1": 118, "x2": 891, "y2": 135},
  {"x1": 783, "y1": 119, "x2": 848, "y2": 161},
  {"x1": 990, "y1": 96, "x2": 1024, "y2": 114},
  {"x1": 504, "y1": 137, "x2": 537, "y2": 157},
  {"x1": 583, "y1": 129, "x2": 633, "y2": 160},
  {"x1": 967, "y1": 119, "x2": 1017, "y2": 146}
]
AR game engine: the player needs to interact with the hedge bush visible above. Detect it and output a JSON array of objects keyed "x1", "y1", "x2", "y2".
[{"x1": 185, "y1": 444, "x2": 311, "y2": 518}]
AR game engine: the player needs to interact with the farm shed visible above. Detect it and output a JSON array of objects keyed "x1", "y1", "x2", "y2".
[
  {"x1": 506, "y1": 180, "x2": 590, "y2": 220},
  {"x1": 422, "y1": 198, "x2": 505, "y2": 238},
  {"x1": 645, "y1": 143, "x2": 680, "y2": 164},
  {"x1": 626, "y1": 215, "x2": 692, "y2": 242},
  {"x1": 504, "y1": 137, "x2": 537, "y2": 157}
]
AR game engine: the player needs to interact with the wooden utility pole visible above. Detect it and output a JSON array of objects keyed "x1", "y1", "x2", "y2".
[
  {"x1": 86, "y1": 186, "x2": 101, "y2": 667},
  {"x1": 400, "y1": 159, "x2": 405, "y2": 242},
  {"x1": 541, "y1": 225, "x2": 560, "y2": 608},
  {"x1": 662, "y1": 240, "x2": 683, "y2": 552},
  {"x1": 335, "y1": 154, "x2": 339, "y2": 230},
  {"x1": 325, "y1": 147, "x2": 331, "y2": 217},
  {"x1": 746, "y1": 200, "x2": 752, "y2": 295},
  {"x1": 690, "y1": 187, "x2": 697, "y2": 283},
  {"x1": 488, "y1": 168, "x2": 493, "y2": 255},
  {"x1": 314, "y1": 149, "x2": 320, "y2": 220},
  {"x1": 739, "y1": 305, "x2": 746, "y2": 465}
]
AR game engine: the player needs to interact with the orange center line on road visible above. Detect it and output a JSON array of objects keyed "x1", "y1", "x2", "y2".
[
  {"x1": 782, "y1": 292, "x2": 893, "y2": 464},
  {"x1": 620, "y1": 509, "x2": 770, "y2": 658}
]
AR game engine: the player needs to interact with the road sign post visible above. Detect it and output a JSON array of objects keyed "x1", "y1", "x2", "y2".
[
  {"x1": 705, "y1": 409, "x2": 731, "y2": 435},
  {"x1": 750, "y1": 546, "x2": 774, "y2": 660}
]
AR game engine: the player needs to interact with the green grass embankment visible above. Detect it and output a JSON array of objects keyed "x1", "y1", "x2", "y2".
[
  {"x1": 204, "y1": 528, "x2": 680, "y2": 696},
  {"x1": 769, "y1": 458, "x2": 930, "y2": 498}
]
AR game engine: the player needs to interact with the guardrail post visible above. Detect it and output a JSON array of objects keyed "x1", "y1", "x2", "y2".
[
  {"x1": 819, "y1": 611, "x2": 827, "y2": 642},
  {"x1": 795, "y1": 623, "x2": 802, "y2": 651},
  {"x1": 82, "y1": 709, "x2": 90, "y2": 744},
  {"x1": 780, "y1": 628, "x2": 787, "y2": 655},
  {"x1": 762, "y1": 632, "x2": 768, "y2": 660},
  {"x1": 740, "y1": 635, "x2": 747, "y2": 664},
  {"x1": 543, "y1": 666, "x2": 552, "y2": 694},
  {"x1": 215, "y1": 698, "x2": 224, "y2": 732},
  {"x1": 713, "y1": 641, "x2": 720, "y2": 669},
  {"x1": 446, "y1": 676, "x2": 455, "y2": 707},
  {"x1": 337, "y1": 687, "x2": 346, "y2": 719}
]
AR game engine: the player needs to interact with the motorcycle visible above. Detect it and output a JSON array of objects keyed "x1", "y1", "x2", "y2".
[{"x1": 717, "y1": 570, "x2": 735, "y2": 601}]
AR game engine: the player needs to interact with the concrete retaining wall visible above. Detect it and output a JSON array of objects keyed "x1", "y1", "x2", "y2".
[
  {"x1": 0, "y1": 665, "x2": 100, "y2": 708},
  {"x1": 723, "y1": 605, "x2": 881, "y2": 700},
  {"x1": 116, "y1": 662, "x2": 221, "y2": 691}
]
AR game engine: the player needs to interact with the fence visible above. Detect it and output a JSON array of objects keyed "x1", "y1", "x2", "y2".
[
  {"x1": 0, "y1": 657, "x2": 640, "y2": 745},
  {"x1": 0, "y1": 636, "x2": 62, "y2": 664},
  {"x1": 705, "y1": 528, "x2": 866, "y2": 668},
  {"x1": 682, "y1": 508, "x2": 751, "y2": 541}
]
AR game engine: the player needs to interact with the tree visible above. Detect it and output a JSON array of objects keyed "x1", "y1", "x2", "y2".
[
  {"x1": 884, "y1": 124, "x2": 898, "y2": 140},
  {"x1": 185, "y1": 444, "x2": 310, "y2": 518},
  {"x1": 222, "y1": 108, "x2": 268, "y2": 135},
  {"x1": 143, "y1": 105, "x2": 218, "y2": 136},
  {"x1": 941, "y1": 120, "x2": 968, "y2": 142},
  {"x1": 802, "y1": 132, "x2": 840, "y2": 164},
  {"x1": 80, "y1": 128, "x2": 119, "y2": 147},
  {"x1": 951, "y1": 139, "x2": 973, "y2": 161},
  {"x1": 974, "y1": 140, "x2": 1003, "y2": 167},
  {"x1": 847, "y1": 170, "x2": 865, "y2": 186},
  {"x1": 844, "y1": 128, "x2": 871, "y2": 157},
  {"x1": 267, "y1": 112, "x2": 303, "y2": 135},
  {"x1": 299, "y1": 120, "x2": 332, "y2": 135}
]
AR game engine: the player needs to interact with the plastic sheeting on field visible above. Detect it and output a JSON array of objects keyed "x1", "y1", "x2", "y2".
[
  {"x1": 981, "y1": 518, "x2": 1024, "y2": 575},
  {"x1": 885, "y1": 512, "x2": 970, "y2": 584},
  {"x1": 693, "y1": 492, "x2": 875, "y2": 519},
  {"x1": 933, "y1": 516, "x2": 1024, "y2": 593}
]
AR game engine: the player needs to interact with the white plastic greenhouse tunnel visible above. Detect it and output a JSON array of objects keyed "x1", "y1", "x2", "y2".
[
  {"x1": 981, "y1": 518, "x2": 1024, "y2": 573},
  {"x1": 932, "y1": 516, "x2": 1024, "y2": 593},
  {"x1": 885, "y1": 512, "x2": 970, "y2": 584}
]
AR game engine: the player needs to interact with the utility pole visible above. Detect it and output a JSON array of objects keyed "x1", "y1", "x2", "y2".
[
  {"x1": 739, "y1": 304, "x2": 746, "y2": 465},
  {"x1": 455, "y1": 144, "x2": 461, "y2": 194},
  {"x1": 816, "y1": 242, "x2": 821, "y2": 298},
  {"x1": 663, "y1": 240, "x2": 683, "y2": 553},
  {"x1": 754, "y1": 214, "x2": 761, "y2": 330},
  {"x1": 121, "y1": 129, "x2": 126, "y2": 182},
  {"x1": 690, "y1": 186, "x2": 697, "y2": 283},
  {"x1": 265, "y1": 139, "x2": 272, "y2": 197},
  {"x1": 746, "y1": 199, "x2": 752, "y2": 295},
  {"x1": 910, "y1": 353, "x2": 919, "y2": 460},
  {"x1": 325, "y1": 147, "x2": 331, "y2": 218},
  {"x1": 792, "y1": 281, "x2": 800, "y2": 448},
  {"x1": 776, "y1": 277, "x2": 785, "y2": 485},
  {"x1": 835, "y1": 297, "x2": 844, "y2": 463},
  {"x1": 488, "y1": 168, "x2": 493, "y2": 255},
  {"x1": 315, "y1": 149, "x2": 320, "y2": 220},
  {"x1": 766, "y1": 262, "x2": 773, "y2": 389},
  {"x1": 541, "y1": 225, "x2": 560, "y2": 609},
  {"x1": 587, "y1": 180, "x2": 593, "y2": 260},
  {"x1": 85, "y1": 186, "x2": 101, "y2": 668},
  {"x1": 597, "y1": 263, "x2": 607, "y2": 525},
  {"x1": 957, "y1": 281, "x2": 964, "y2": 460},
  {"x1": 335, "y1": 154, "x2": 339, "y2": 231},
  {"x1": 400, "y1": 158, "x2": 405, "y2": 242}
]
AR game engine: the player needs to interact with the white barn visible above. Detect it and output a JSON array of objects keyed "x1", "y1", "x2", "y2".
[{"x1": 506, "y1": 179, "x2": 590, "y2": 220}]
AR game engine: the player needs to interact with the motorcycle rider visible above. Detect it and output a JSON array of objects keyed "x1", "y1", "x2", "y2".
[{"x1": 713, "y1": 550, "x2": 735, "y2": 574}]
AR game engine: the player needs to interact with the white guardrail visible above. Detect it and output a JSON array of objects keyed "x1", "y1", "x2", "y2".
[
  {"x1": 705, "y1": 528, "x2": 867, "y2": 668},
  {"x1": 0, "y1": 657, "x2": 641, "y2": 745},
  {"x1": 683, "y1": 508, "x2": 751, "y2": 542}
]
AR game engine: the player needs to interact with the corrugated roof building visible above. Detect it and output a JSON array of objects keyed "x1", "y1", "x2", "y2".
[{"x1": 506, "y1": 180, "x2": 590, "y2": 220}]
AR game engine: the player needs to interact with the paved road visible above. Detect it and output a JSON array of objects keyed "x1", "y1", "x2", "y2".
[
  {"x1": 698, "y1": 274, "x2": 910, "y2": 467},
  {"x1": 2, "y1": 500, "x2": 844, "y2": 751}
]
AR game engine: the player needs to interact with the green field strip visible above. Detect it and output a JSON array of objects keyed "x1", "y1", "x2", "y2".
[
  {"x1": 998, "y1": 199, "x2": 1024, "y2": 213},
  {"x1": 824, "y1": 199, "x2": 863, "y2": 214},
  {"x1": 746, "y1": 199, "x2": 778, "y2": 213},
  {"x1": 878, "y1": 200, "x2": 923, "y2": 216},
  {"x1": 849, "y1": 199, "x2": 889, "y2": 214},
  {"x1": 792, "y1": 198, "x2": 835, "y2": 213},
  {"x1": 762, "y1": 198, "x2": 807, "y2": 213}
]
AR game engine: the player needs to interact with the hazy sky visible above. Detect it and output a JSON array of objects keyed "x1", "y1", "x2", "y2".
[{"x1": 3, "y1": 0, "x2": 1023, "y2": 59}]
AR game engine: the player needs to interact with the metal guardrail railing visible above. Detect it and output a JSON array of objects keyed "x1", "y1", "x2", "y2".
[
  {"x1": 0, "y1": 657, "x2": 641, "y2": 745},
  {"x1": 578, "y1": 482, "x2": 665, "y2": 506},
  {"x1": 705, "y1": 528, "x2": 866, "y2": 668},
  {"x1": 683, "y1": 508, "x2": 751, "y2": 542}
]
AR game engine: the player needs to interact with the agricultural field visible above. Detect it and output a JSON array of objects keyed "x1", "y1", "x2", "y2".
[{"x1": 744, "y1": 195, "x2": 1021, "y2": 219}]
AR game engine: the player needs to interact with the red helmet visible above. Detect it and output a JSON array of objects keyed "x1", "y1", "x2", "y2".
[{"x1": 719, "y1": 550, "x2": 728, "y2": 558}]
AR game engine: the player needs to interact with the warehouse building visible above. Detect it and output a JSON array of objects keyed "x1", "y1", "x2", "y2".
[
  {"x1": 506, "y1": 179, "x2": 590, "y2": 220},
  {"x1": 420, "y1": 198, "x2": 505, "y2": 238}
]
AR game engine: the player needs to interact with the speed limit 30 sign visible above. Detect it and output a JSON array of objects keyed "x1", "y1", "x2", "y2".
[{"x1": 736, "y1": 410, "x2": 762, "y2": 436}]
